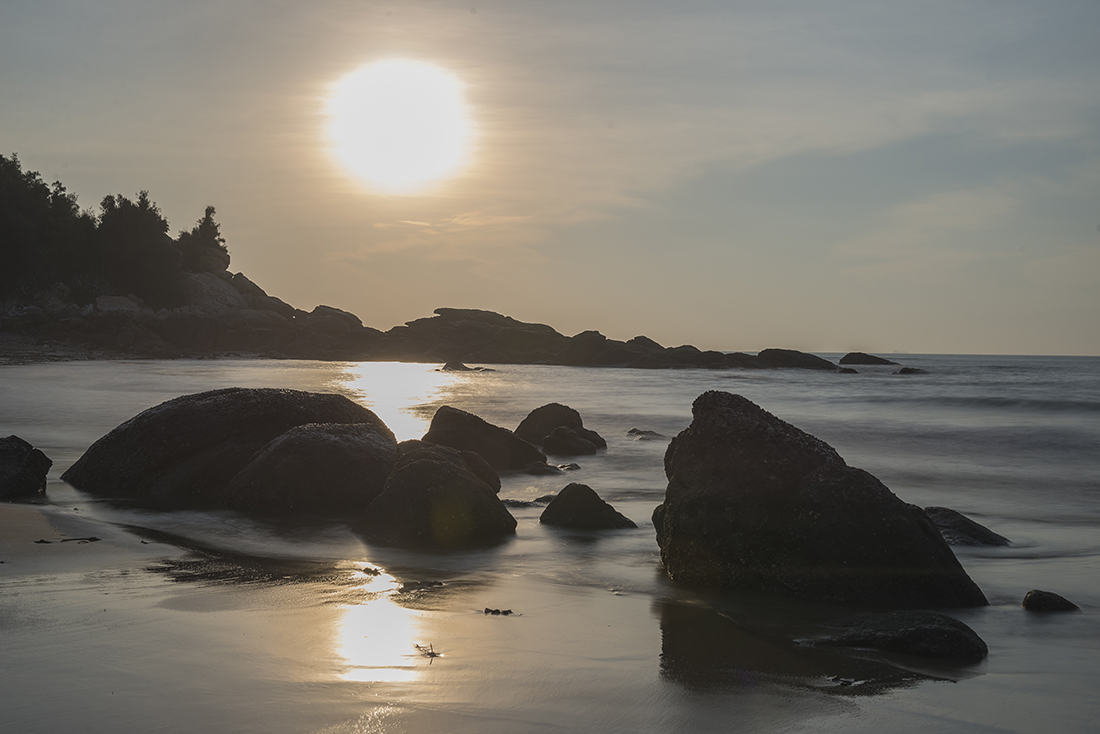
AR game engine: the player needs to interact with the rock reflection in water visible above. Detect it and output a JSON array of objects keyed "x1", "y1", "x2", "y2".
[{"x1": 656, "y1": 600, "x2": 935, "y2": 695}]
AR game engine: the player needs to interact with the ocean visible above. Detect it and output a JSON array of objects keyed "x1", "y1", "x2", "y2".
[{"x1": 1, "y1": 354, "x2": 1098, "y2": 733}]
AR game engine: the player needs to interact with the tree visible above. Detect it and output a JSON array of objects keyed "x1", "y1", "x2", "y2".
[
  {"x1": 96, "y1": 191, "x2": 182, "y2": 307},
  {"x1": 177, "y1": 205, "x2": 230, "y2": 272}
]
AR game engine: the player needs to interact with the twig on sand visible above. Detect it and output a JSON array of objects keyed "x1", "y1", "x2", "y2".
[{"x1": 414, "y1": 643, "x2": 442, "y2": 663}]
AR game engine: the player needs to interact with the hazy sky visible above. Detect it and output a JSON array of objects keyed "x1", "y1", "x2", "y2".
[{"x1": 3, "y1": 0, "x2": 1098, "y2": 354}]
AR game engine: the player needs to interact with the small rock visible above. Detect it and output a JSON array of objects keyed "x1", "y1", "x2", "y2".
[
  {"x1": 627, "y1": 428, "x2": 665, "y2": 440},
  {"x1": 0, "y1": 435, "x2": 52, "y2": 499},
  {"x1": 1022, "y1": 589, "x2": 1080, "y2": 612},
  {"x1": 896, "y1": 367, "x2": 927, "y2": 375},
  {"x1": 540, "y1": 483, "x2": 636, "y2": 529},
  {"x1": 522, "y1": 461, "x2": 561, "y2": 476},
  {"x1": 542, "y1": 426, "x2": 598, "y2": 456}
]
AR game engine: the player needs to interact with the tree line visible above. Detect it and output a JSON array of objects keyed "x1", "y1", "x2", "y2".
[{"x1": 1, "y1": 153, "x2": 229, "y2": 309}]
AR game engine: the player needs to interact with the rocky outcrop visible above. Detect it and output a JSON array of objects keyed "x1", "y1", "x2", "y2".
[
  {"x1": 839, "y1": 352, "x2": 899, "y2": 366},
  {"x1": 539, "y1": 483, "x2": 636, "y2": 529},
  {"x1": 422, "y1": 405, "x2": 546, "y2": 471},
  {"x1": 652, "y1": 391, "x2": 988, "y2": 607},
  {"x1": 924, "y1": 506, "x2": 1010, "y2": 546},
  {"x1": 0, "y1": 435, "x2": 52, "y2": 499},
  {"x1": 353, "y1": 458, "x2": 516, "y2": 548},
  {"x1": 811, "y1": 610, "x2": 988, "y2": 662},
  {"x1": 223, "y1": 422, "x2": 398, "y2": 517},
  {"x1": 514, "y1": 403, "x2": 606, "y2": 449},
  {"x1": 1022, "y1": 589, "x2": 1080, "y2": 612},
  {"x1": 62, "y1": 388, "x2": 384, "y2": 507}
]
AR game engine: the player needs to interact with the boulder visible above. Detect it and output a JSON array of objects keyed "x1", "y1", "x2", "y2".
[
  {"x1": 223, "y1": 422, "x2": 398, "y2": 517},
  {"x1": 541, "y1": 426, "x2": 598, "y2": 456},
  {"x1": 422, "y1": 405, "x2": 546, "y2": 470},
  {"x1": 514, "y1": 403, "x2": 606, "y2": 448},
  {"x1": 924, "y1": 507, "x2": 1010, "y2": 546},
  {"x1": 62, "y1": 388, "x2": 384, "y2": 507},
  {"x1": 354, "y1": 458, "x2": 516, "y2": 548},
  {"x1": 1022, "y1": 589, "x2": 1080, "y2": 612},
  {"x1": 396, "y1": 439, "x2": 501, "y2": 493},
  {"x1": 539, "y1": 483, "x2": 637, "y2": 529},
  {"x1": 0, "y1": 435, "x2": 52, "y2": 499},
  {"x1": 839, "y1": 352, "x2": 899, "y2": 366},
  {"x1": 812, "y1": 610, "x2": 988, "y2": 662},
  {"x1": 652, "y1": 391, "x2": 988, "y2": 607}
]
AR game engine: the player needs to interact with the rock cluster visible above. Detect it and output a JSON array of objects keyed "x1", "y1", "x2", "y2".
[{"x1": 652, "y1": 391, "x2": 988, "y2": 608}]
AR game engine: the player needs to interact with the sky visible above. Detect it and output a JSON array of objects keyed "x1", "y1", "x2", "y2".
[{"x1": 2, "y1": 0, "x2": 1098, "y2": 355}]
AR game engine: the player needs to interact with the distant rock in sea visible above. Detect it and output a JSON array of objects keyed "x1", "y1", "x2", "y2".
[
  {"x1": 652, "y1": 391, "x2": 988, "y2": 608},
  {"x1": 839, "y1": 352, "x2": 899, "y2": 366}
]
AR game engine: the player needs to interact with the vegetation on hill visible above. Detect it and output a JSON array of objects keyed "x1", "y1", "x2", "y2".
[{"x1": 1, "y1": 153, "x2": 228, "y2": 308}]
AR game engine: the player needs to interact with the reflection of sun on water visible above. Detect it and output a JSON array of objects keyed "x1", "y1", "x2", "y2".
[
  {"x1": 337, "y1": 568, "x2": 425, "y2": 683},
  {"x1": 334, "y1": 362, "x2": 459, "y2": 441}
]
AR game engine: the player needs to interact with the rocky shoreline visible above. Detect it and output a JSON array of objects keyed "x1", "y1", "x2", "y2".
[{"x1": 1, "y1": 269, "x2": 856, "y2": 370}]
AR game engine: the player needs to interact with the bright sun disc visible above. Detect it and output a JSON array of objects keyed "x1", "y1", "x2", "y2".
[{"x1": 327, "y1": 59, "x2": 473, "y2": 192}]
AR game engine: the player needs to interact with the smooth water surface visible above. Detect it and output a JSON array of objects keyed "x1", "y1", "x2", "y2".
[{"x1": 1, "y1": 355, "x2": 1097, "y2": 733}]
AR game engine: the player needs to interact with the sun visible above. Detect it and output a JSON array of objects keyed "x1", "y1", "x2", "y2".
[{"x1": 326, "y1": 59, "x2": 474, "y2": 193}]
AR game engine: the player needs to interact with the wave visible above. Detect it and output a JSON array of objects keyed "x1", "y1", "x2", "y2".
[{"x1": 836, "y1": 394, "x2": 1100, "y2": 414}]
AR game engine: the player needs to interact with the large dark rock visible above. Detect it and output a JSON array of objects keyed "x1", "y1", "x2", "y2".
[
  {"x1": 223, "y1": 422, "x2": 398, "y2": 517},
  {"x1": 422, "y1": 405, "x2": 546, "y2": 470},
  {"x1": 396, "y1": 439, "x2": 501, "y2": 493},
  {"x1": 353, "y1": 458, "x2": 516, "y2": 548},
  {"x1": 541, "y1": 426, "x2": 598, "y2": 456},
  {"x1": 755, "y1": 349, "x2": 836, "y2": 370},
  {"x1": 652, "y1": 391, "x2": 988, "y2": 607},
  {"x1": 514, "y1": 403, "x2": 606, "y2": 448},
  {"x1": 924, "y1": 506, "x2": 1010, "y2": 546},
  {"x1": 540, "y1": 483, "x2": 637, "y2": 529},
  {"x1": 0, "y1": 435, "x2": 52, "y2": 499},
  {"x1": 62, "y1": 388, "x2": 383, "y2": 507},
  {"x1": 839, "y1": 352, "x2": 899, "y2": 366},
  {"x1": 1022, "y1": 589, "x2": 1080, "y2": 612},
  {"x1": 813, "y1": 610, "x2": 988, "y2": 662}
]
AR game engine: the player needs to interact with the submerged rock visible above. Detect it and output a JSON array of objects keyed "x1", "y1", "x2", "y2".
[
  {"x1": 0, "y1": 435, "x2": 52, "y2": 499},
  {"x1": 541, "y1": 426, "x2": 598, "y2": 456},
  {"x1": 354, "y1": 458, "x2": 516, "y2": 548},
  {"x1": 652, "y1": 391, "x2": 988, "y2": 608},
  {"x1": 896, "y1": 367, "x2": 927, "y2": 375},
  {"x1": 539, "y1": 483, "x2": 637, "y2": 529},
  {"x1": 62, "y1": 388, "x2": 382, "y2": 507},
  {"x1": 522, "y1": 461, "x2": 562, "y2": 476},
  {"x1": 1022, "y1": 589, "x2": 1080, "y2": 612},
  {"x1": 924, "y1": 506, "x2": 1010, "y2": 547},
  {"x1": 514, "y1": 403, "x2": 606, "y2": 448},
  {"x1": 422, "y1": 405, "x2": 546, "y2": 470},
  {"x1": 223, "y1": 422, "x2": 398, "y2": 517},
  {"x1": 812, "y1": 610, "x2": 988, "y2": 662}
]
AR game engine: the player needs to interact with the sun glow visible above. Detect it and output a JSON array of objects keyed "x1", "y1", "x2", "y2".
[{"x1": 327, "y1": 59, "x2": 474, "y2": 192}]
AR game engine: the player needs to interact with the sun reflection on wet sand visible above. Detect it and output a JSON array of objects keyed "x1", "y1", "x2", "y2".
[
  {"x1": 336, "y1": 567, "x2": 427, "y2": 683},
  {"x1": 329, "y1": 362, "x2": 460, "y2": 441}
]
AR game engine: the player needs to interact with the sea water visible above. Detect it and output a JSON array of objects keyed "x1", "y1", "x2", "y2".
[{"x1": 1, "y1": 355, "x2": 1097, "y2": 733}]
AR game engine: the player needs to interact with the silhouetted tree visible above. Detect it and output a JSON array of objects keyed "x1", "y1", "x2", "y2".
[
  {"x1": 96, "y1": 191, "x2": 183, "y2": 307},
  {"x1": 177, "y1": 205, "x2": 230, "y2": 272},
  {"x1": 0, "y1": 153, "x2": 96, "y2": 300}
]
